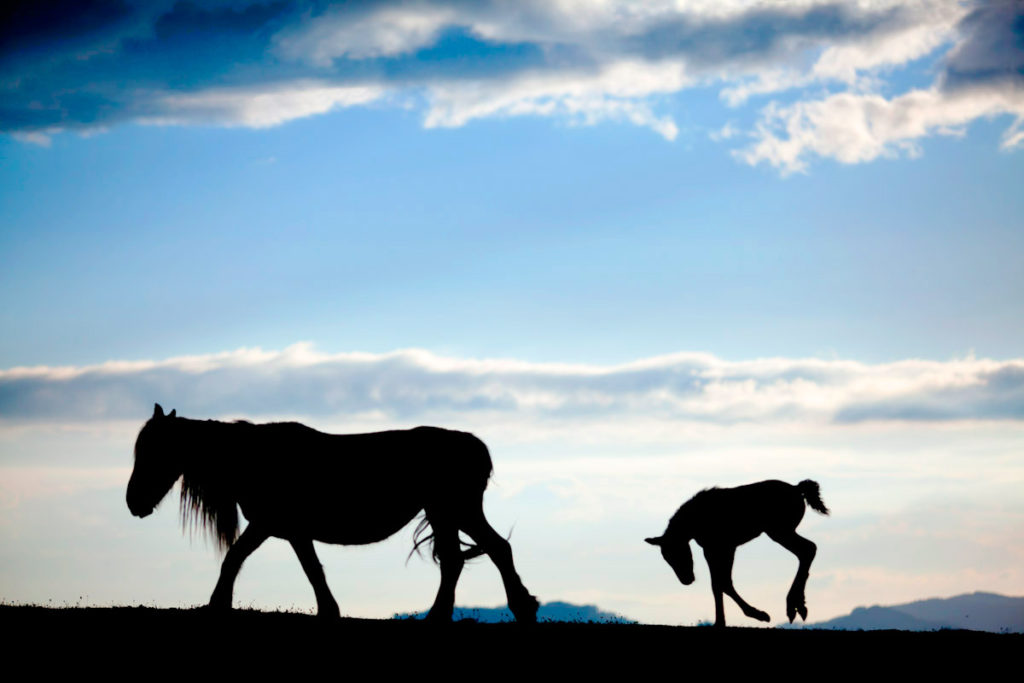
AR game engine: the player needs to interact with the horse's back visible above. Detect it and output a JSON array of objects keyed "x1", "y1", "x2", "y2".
[{"x1": 246, "y1": 423, "x2": 489, "y2": 474}]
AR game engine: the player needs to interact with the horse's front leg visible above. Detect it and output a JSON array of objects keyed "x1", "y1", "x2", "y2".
[
  {"x1": 209, "y1": 523, "x2": 269, "y2": 610},
  {"x1": 703, "y1": 545, "x2": 771, "y2": 627},
  {"x1": 289, "y1": 538, "x2": 340, "y2": 619},
  {"x1": 767, "y1": 529, "x2": 816, "y2": 622}
]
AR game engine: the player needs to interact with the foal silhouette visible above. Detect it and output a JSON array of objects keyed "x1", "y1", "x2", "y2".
[
  {"x1": 646, "y1": 479, "x2": 828, "y2": 627},
  {"x1": 126, "y1": 404, "x2": 539, "y2": 622}
]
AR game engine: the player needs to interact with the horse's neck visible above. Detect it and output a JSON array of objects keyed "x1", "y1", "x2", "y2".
[{"x1": 177, "y1": 418, "x2": 240, "y2": 479}]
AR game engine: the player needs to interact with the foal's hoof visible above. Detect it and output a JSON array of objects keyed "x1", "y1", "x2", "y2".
[
  {"x1": 207, "y1": 597, "x2": 232, "y2": 612},
  {"x1": 751, "y1": 609, "x2": 771, "y2": 623},
  {"x1": 786, "y1": 600, "x2": 808, "y2": 623}
]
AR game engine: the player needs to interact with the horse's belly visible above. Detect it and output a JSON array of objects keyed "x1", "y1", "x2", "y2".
[{"x1": 239, "y1": 495, "x2": 422, "y2": 545}]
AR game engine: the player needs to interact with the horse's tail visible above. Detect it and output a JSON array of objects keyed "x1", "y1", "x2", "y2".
[
  {"x1": 409, "y1": 429, "x2": 494, "y2": 564},
  {"x1": 798, "y1": 479, "x2": 830, "y2": 515},
  {"x1": 410, "y1": 520, "x2": 488, "y2": 563},
  {"x1": 410, "y1": 516, "x2": 436, "y2": 562}
]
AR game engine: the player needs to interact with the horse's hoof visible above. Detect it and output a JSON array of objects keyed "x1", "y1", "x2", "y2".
[
  {"x1": 797, "y1": 605, "x2": 808, "y2": 621},
  {"x1": 753, "y1": 609, "x2": 771, "y2": 623},
  {"x1": 424, "y1": 610, "x2": 453, "y2": 624},
  {"x1": 317, "y1": 605, "x2": 341, "y2": 620},
  {"x1": 511, "y1": 594, "x2": 540, "y2": 623}
]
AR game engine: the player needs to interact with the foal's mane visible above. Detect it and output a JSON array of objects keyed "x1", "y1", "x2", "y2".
[
  {"x1": 172, "y1": 418, "x2": 254, "y2": 552},
  {"x1": 667, "y1": 487, "x2": 719, "y2": 532}
]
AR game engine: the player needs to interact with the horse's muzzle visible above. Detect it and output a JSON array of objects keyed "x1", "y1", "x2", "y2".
[{"x1": 126, "y1": 493, "x2": 153, "y2": 518}]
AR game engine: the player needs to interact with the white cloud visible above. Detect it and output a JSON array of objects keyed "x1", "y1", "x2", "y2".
[
  {"x1": 737, "y1": 82, "x2": 1024, "y2": 174},
  {"x1": 143, "y1": 81, "x2": 386, "y2": 128},
  {"x1": 274, "y1": 4, "x2": 459, "y2": 64},
  {"x1": 422, "y1": 59, "x2": 688, "y2": 139},
  {"x1": 3, "y1": 344, "x2": 1023, "y2": 427}
]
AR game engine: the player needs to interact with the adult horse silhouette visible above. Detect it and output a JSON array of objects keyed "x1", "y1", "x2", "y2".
[
  {"x1": 126, "y1": 404, "x2": 539, "y2": 622},
  {"x1": 645, "y1": 479, "x2": 828, "y2": 628}
]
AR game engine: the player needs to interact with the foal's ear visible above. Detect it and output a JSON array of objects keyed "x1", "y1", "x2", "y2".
[
  {"x1": 645, "y1": 536, "x2": 663, "y2": 546},
  {"x1": 168, "y1": 409, "x2": 177, "y2": 418},
  {"x1": 154, "y1": 403, "x2": 165, "y2": 418}
]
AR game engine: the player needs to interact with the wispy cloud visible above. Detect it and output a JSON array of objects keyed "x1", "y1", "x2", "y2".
[
  {"x1": 3, "y1": 343, "x2": 1022, "y2": 425},
  {"x1": 3, "y1": 0, "x2": 1020, "y2": 170}
]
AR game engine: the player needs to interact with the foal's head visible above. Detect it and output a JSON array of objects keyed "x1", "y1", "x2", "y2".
[
  {"x1": 645, "y1": 534, "x2": 695, "y2": 585},
  {"x1": 126, "y1": 403, "x2": 181, "y2": 518}
]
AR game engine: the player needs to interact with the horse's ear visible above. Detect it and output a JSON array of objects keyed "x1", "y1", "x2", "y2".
[
  {"x1": 154, "y1": 403, "x2": 165, "y2": 418},
  {"x1": 645, "y1": 536, "x2": 663, "y2": 546},
  {"x1": 168, "y1": 409, "x2": 177, "y2": 418}
]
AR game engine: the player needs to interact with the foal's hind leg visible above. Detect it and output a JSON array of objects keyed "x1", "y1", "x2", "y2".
[
  {"x1": 703, "y1": 545, "x2": 771, "y2": 627},
  {"x1": 767, "y1": 528, "x2": 816, "y2": 622},
  {"x1": 289, "y1": 538, "x2": 340, "y2": 619},
  {"x1": 209, "y1": 523, "x2": 269, "y2": 610},
  {"x1": 424, "y1": 519, "x2": 464, "y2": 623},
  {"x1": 460, "y1": 507, "x2": 538, "y2": 623}
]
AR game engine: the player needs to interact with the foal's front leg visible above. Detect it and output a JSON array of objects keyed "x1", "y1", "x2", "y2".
[
  {"x1": 209, "y1": 523, "x2": 269, "y2": 610},
  {"x1": 703, "y1": 545, "x2": 771, "y2": 627}
]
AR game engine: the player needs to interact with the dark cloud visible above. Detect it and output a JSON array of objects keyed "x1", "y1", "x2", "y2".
[
  {"x1": 632, "y1": 2, "x2": 902, "y2": 67},
  {"x1": 941, "y1": 0, "x2": 1024, "y2": 89},
  {"x1": 0, "y1": 0, "x2": 134, "y2": 62}
]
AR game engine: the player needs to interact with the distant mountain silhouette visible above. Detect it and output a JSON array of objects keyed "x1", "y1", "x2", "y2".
[
  {"x1": 791, "y1": 592, "x2": 1024, "y2": 633},
  {"x1": 394, "y1": 601, "x2": 633, "y2": 623}
]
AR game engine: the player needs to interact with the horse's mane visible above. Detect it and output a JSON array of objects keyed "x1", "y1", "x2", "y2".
[{"x1": 174, "y1": 418, "x2": 254, "y2": 553}]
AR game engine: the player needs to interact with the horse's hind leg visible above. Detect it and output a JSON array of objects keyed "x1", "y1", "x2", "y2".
[
  {"x1": 289, "y1": 538, "x2": 340, "y2": 619},
  {"x1": 424, "y1": 518, "x2": 464, "y2": 623},
  {"x1": 767, "y1": 528, "x2": 816, "y2": 622},
  {"x1": 703, "y1": 545, "x2": 771, "y2": 627},
  {"x1": 209, "y1": 523, "x2": 269, "y2": 610},
  {"x1": 460, "y1": 506, "x2": 538, "y2": 623}
]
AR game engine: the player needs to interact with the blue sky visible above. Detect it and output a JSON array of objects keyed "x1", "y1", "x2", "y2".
[{"x1": 1, "y1": 1, "x2": 1023, "y2": 624}]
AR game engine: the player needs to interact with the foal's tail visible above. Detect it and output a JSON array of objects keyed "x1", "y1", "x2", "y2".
[{"x1": 798, "y1": 479, "x2": 830, "y2": 515}]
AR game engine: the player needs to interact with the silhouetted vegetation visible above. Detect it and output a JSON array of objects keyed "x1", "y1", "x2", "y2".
[{"x1": 3, "y1": 605, "x2": 1019, "y2": 676}]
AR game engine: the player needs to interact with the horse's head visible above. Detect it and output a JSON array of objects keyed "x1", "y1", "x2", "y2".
[
  {"x1": 645, "y1": 534, "x2": 695, "y2": 585},
  {"x1": 127, "y1": 403, "x2": 182, "y2": 518}
]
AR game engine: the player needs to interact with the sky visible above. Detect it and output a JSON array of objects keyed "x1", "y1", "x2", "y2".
[{"x1": 1, "y1": 0, "x2": 1022, "y2": 625}]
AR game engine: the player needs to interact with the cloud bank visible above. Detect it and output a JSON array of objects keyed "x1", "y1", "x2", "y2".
[
  {"x1": 3, "y1": 0, "x2": 1022, "y2": 171},
  {"x1": 2, "y1": 343, "x2": 1022, "y2": 425}
]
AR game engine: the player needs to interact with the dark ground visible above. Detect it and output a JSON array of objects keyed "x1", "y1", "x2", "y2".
[{"x1": 4, "y1": 605, "x2": 1019, "y2": 676}]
